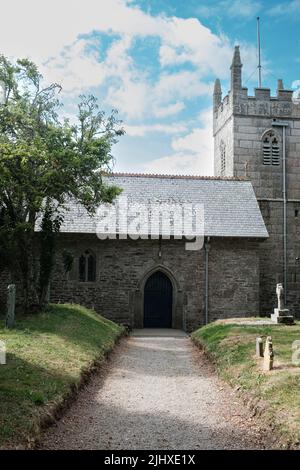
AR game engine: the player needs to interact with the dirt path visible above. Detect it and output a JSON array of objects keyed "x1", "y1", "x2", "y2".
[{"x1": 39, "y1": 331, "x2": 273, "y2": 450}]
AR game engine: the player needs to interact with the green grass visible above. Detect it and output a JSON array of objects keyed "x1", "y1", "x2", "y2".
[
  {"x1": 192, "y1": 320, "x2": 300, "y2": 445},
  {"x1": 0, "y1": 304, "x2": 124, "y2": 448}
]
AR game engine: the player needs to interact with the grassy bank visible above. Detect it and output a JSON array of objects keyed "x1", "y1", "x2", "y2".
[
  {"x1": 0, "y1": 304, "x2": 124, "y2": 448},
  {"x1": 192, "y1": 320, "x2": 300, "y2": 447}
]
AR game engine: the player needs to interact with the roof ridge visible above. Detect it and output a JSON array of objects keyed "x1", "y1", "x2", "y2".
[{"x1": 104, "y1": 172, "x2": 248, "y2": 182}]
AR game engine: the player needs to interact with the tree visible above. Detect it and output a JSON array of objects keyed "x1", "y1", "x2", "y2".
[{"x1": 0, "y1": 55, "x2": 124, "y2": 311}]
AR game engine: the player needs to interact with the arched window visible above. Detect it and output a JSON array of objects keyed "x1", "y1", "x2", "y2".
[
  {"x1": 220, "y1": 142, "x2": 226, "y2": 175},
  {"x1": 79, "y1": 250, "x2": 96, "y2": 282},
  {"x1": 262, "y1": 131, "x2": 280, "y2": 165}
]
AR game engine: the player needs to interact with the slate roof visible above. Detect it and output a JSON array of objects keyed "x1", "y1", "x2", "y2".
[{"x1": 56, "y1": 173, "x2": 268, "y2": 239}]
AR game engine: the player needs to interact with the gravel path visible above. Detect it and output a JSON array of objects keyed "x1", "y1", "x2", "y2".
[{"x1": 39, "y1": 332, "x2": 272, "y2": 450}]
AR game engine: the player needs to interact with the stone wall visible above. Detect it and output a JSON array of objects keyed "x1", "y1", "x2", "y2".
[
  {"x1": 47, "y1": 234, "x2": 261, "y2": 332},
  {"x1": 231, "y1": 111, "x2": 300, "y2": 316},
  {"x1": 208, "y1": 237, "x2": 260, "y2": 322},
  {"x1": 259, "y1": 200, "x2": 300, "y2": 316}
]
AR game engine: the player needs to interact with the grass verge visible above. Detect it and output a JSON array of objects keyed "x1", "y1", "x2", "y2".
[
  {"x1": 0, "y1": 304, "x2": 125, "y2": 449},
  {"x1": 192, "y1": 319, "x2": 300, "y2": 448}
]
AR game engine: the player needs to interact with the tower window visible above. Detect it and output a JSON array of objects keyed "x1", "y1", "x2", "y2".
[
  {"x1": 262, "y1": 131, "x2": 280, "y2": 165},
  {"x1": 220, "y1": 143, "x2": 226, "y2": 175},
  {"x1": 79, "y1": 250, "x2": 96, "y2": 282}
]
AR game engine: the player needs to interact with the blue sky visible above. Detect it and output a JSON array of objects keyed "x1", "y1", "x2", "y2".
[{"x1": 1, "y1": 0, "x2": 300, "y2": 175}]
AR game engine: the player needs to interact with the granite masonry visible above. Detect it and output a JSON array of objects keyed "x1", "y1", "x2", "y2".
[{"x1": 50, "y1": 236, "x2": 261, "y2": 332}]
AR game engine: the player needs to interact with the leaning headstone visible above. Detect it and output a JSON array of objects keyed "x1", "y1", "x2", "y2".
[
  {"x1": 5, "y1": 284, "x2": 16, "y2": 329},
  {"x1": 271, "y1": 283, "x2": 294, "y2": 325},
  {"x1": 256, "y1": 337, "x2": 263, "y2": 357},
  {"x1": 263, "y1": 336, "x2": 274, "y2": 371}
]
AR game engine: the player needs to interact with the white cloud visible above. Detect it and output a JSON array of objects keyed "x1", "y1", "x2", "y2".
[
  {"x1": 224, "y1": 0, "x2": 261, "y2": 18},
  {"x1": 197, "y1": 0, "x2": 261, "y2": 19},
  {"x1": 154, "y1": 72, "x2": 212, "y2": 101},
  {"x1": 268, "y1": 0, "x2": 300, "y2": 17},
  {"x1": 2, "y1": 0, "x2": 233, "y2": 79},
  {"x1": 142, "y1": 108, "x2": 214, "y2": 176},
  {"x1": 158, "y1": 19, "x2": 235, "y2": 78},
  {"x1": 158, "y1": 30, "x2": 258, "y2": 82},
  {"x1": 42, "y1": 33, "x2": 135, "y2": 95},
  {"x1": 154, "y1": 102, "x2": 185, "y2": 118},
  {"x1": 292, "y1": 80, "x2": 300, "y2": 102},
  {"x1": 106, "y1": 69, "x2": 211, "y2": 120},
  {"x1": 0, "y1": 0, "x2": 163, "y2": 61},
  {"x1": 42, "y1": 38, "x2": 107, "y2": 93},
  {"x1": 0, "y1": 0, "x2": 259, "y2": 121},
  {"x1": 103, "y1": 34, "x2": 134, "y2": 77},
  {"x1": 171, "y1": 108, "x2": 213, "y2": 164},
  {"x1": 106, "y1": 76, "x2": 149, "y2": 120},
  {"x1": 142, "y1": 152, "x2": 209, "y2": 175},
  {"x1": 125, "y1": 123, "x2": 188, "y2": 137}
]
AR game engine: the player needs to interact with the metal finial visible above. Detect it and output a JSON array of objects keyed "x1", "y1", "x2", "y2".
[{"x1": 257, "y1": 17, "x2": 262, "y2": 88}]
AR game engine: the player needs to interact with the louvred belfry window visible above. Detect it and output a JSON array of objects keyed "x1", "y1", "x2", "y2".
[{"x1": 263, "y1": 131, "x2": 280, "y2": 165}]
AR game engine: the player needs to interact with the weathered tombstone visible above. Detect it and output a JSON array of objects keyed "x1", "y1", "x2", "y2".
[
  {"x1": 256, "y1": 337, "x2": 263, "y2": 357},
  {"x1": 0, "y1": 340, "x2": 6, "y2": 365},
  {"x1": 271, "y1": 283, "x2": 294, "y2": 325},
  {"x1": 263, "y1": 336, "x2": 274, "y2": 371},
  {"x1": 5, "y1": 284, "x2": 16, "y2": 329}
]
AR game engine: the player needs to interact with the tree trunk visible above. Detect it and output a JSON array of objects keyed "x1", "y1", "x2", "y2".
[
  {"x1": 39, "y1": 282, "x2": 50, "y2": 309},
  {"x1": 19, "y1": 229, "x2": 39, "y2": 314}
]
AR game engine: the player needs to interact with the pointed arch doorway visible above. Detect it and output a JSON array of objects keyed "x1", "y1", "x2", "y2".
[{"x1": 144, "y1": 271, "x2": 173, "y2": 328}]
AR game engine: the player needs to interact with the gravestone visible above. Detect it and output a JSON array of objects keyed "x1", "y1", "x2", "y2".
[
  {"x1": 0, "y1": 340, "x2": 6, "y2": 365},
  {"x1": 5, "y1": 284, "x2": 16, "y2": 329},
  {"x1": 256, "y1": 337, "x2": 263, "y2": 357},
  {"x1": 263, "y1": 336, "x2": 274, "y2": 371},
  {"x1": 271, "y1": 283, "x2": 294, "y2": 325}
]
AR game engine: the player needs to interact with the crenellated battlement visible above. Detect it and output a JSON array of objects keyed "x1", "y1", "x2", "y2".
[
  {"x1": 213, "y1": 46, "x2": 300, "y2": 135},
  {"x1": 213, "y1": 45, "x2": 300, "y2": 184},
  {"x1": 214, "y1": 88, "x2": 300, "y2": 136}
]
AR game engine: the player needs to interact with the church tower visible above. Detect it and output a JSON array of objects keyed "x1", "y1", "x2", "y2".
[{"x1": 213, "y1": 46, "x2": 300, "y2": 316}]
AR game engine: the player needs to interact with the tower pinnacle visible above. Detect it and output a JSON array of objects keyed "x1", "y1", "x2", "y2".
[
  {"x1": 277, "y1": 79, "x2": 284, "y2": 91},
  {"x1": 230, "y1": 45, "x2": 242, "y2": 92},
  {"x1": 213, "y1": 79, "x2": 222, "y2": 112}
]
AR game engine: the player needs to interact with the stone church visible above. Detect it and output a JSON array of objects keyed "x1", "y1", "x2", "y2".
[{"x1": 1, "y1": 46, "x2": 300, "y2": 331}]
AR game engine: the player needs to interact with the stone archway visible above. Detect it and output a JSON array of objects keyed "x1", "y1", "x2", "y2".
[{"x1": 132, "y1": 265, "x2": 184, "y2": 329}]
